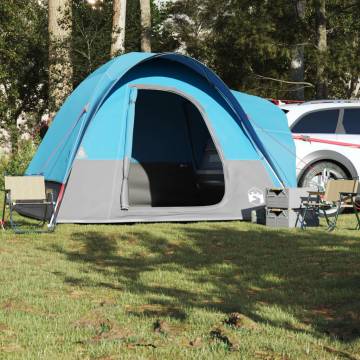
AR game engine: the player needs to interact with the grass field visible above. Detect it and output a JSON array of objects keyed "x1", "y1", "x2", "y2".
[{"x1": 0, "y1": 215, "x2": 360, "y2": 359}]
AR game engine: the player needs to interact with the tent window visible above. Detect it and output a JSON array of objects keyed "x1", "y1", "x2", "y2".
[{"x1": 128, "y1": 90, "x2": 225, "y2": 207}]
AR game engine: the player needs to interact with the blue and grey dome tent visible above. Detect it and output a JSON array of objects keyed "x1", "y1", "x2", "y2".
[{"x1": 25, "y1": 52, "x2": 296, "y2": 223}]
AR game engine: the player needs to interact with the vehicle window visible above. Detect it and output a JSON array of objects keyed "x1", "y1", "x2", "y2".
[
  {"x1": 291, "y1": 110, "x2": 339, "y2": 133},
  {"x1": 343, "y1": 109, "x2": 360, "y2": 134}
]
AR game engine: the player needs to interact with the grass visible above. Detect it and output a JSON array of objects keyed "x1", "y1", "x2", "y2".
[{"x1": 0, "y1": 215, "x2": 360, "y2": 359}]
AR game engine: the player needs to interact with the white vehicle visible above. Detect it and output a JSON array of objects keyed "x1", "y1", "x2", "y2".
[{"x1": 281, "y1": 100, "x2": 360, "y2": 193}]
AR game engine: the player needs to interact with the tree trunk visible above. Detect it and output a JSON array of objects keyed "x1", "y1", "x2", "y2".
[
  {"x1": 315, "y1": 0, "x2": 328, "y2": 99},
  {"x1": 351, "y1": 77, "x2": 360, "y2": 99},
  {"x1": 290, "y1": 0, "x2": 306, "y2": 100},
  {"x1": 140, "y1": 0, "x2": 151, "y2": 52},
  {"x1": 48, "y1": 0, "x2": 73, "y2": 118},
  {"x1": 111, "y1": 0, "x2": 127, "y2": 57}
]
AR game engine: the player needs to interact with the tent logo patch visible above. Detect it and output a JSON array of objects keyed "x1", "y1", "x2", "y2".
[{"x1": 248, "y1": 187, "x2": 264, "y2": 206}]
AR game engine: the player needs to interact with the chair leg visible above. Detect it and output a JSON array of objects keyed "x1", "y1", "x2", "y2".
[
  {"x1": 300, "y1": 205, "x2": 307, "y2": 229},
  {"x1": 1, "y1": 192, "x2": 6, "y2": 230},
  {"x1": 295, "y1": 205, "x2": 302, "y2": 229},
  {"x1": 8, "y1": 202, "x2": 20, "y2": 233},
  {"x1": 41, "y1": 202, "x2": 48, "y2": 227},
  {"x1": 322, "y1": 208, "x2": 330, "y2": 229},
  {"x1": 327, "y1": 201, "x2": 341, "y2": 231},
  {"x1": 8, "y1": 202, "x2": 56, "y2": 234},
  {"x1": 351, "y1": 197, "x2": 360, "y2": 230},
  {"x1": 299, "y1": 195, "x2": 312, "y2": 230}
]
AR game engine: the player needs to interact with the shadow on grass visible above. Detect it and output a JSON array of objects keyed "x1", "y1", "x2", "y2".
[{"x1": 51, "y1": 223, "x2": 360, "y2": 341}]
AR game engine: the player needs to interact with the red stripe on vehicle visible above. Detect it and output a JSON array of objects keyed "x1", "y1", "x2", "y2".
[{"x1": 293, "y1": 134, "x2": 360, "y2": 149}]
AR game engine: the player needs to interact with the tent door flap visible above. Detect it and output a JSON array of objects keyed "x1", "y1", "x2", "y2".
[{"x1": 120, "y1": 87, "x2": 138, "y2": 210}]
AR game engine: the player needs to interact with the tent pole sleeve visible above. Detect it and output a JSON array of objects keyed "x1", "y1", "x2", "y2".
[
  {"x1": 48, "y1": 183, "x2": 65, "y2": 227},
  {"x1": 120, "y1": 87, "x2": 138, "y2": 210}
]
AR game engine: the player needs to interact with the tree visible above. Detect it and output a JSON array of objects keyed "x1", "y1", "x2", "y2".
[
  {"x1": 0, "y1": 0, "x2": 48, "y2": 153},
  {"x1": 71, "y1": 0, "x2": 113, "y2": 87},
  {"x1": 290, "y1": 0, "x2": 307, "y2": 100},
  {"x1": 163, "y1": 0, "x2": 295, "y2": 98},
  {"x1": 315, "y1": 0, "x2": 328, "y2": 99},
  {"x1": 326, "y1": 0, "x2": 360, "y2": 98},
  {"x1": 111, "y1": 0, "x2": 127, "y2": 56},
  {"x1": 139, "y1": 0, "x2": 151, "y2": 51},
  {"x1": 48, "y1": 0, "x2": 73, "y2": 116}
]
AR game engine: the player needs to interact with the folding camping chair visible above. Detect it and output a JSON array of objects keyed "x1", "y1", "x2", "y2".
[
  {"x1": 299, "y1": 179, "x2": 360, "y2": 231},
  {"x1": 1, "y1": 176, "x2": 56, "y2": 233}
]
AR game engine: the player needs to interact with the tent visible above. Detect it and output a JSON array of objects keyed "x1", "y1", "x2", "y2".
[{"x1": 24, "y1": 52, "x2": 296, "y2": 223}]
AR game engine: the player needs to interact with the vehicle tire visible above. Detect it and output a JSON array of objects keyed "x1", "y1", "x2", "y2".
[{"x1": 299, "y1": 161, "x2": 348, "y2": 217}]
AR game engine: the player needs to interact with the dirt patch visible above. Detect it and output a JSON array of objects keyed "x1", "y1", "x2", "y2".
[
  {"x1": 67, "y1": 290, "x2": 89, "y2": 299},
  {"x1": 0, "y1": 248, "x2": 13, "y2": 254},
  {"x1": 0, "y1": 343, "x2": 23, "y2": 353},
  {"x1": 210, "y1": 326, "x2": 239, "y2": 351},
  {"x1": 73, "y1": 313, "x2": 111, "y2": 330},
  {"x1": 0, "y1": 323, "x2": 10, "y2": 332},
  {"x1": 309, "y1": 306, "x2": 336, "y2": 321},
  {"x1": 127, "y1": 304, "x2": 186, "y2": 320},
  {"x1": 1, "y1": 299, "x2": 38, "y2": 314},
  {"x1": 0, "y1": 323, "x2": 15, "y2": 339},
  {"x1": 254, "y1": 350, "x2": 290, "y2": 360},
  {"x1": 246, "y1": 287, "x2": 263, "y2": 296},
  {"x1": 307, "y1": 307, "x2": 360, "y2": 342},
  {"x1": 324, "y1": 319, "x2": 360, "y2": 342},
  {"x1": 153, "y1": 319, "x2": 170, "y2": 334},
  {"x1": 164, "y1": 244, "x2": 180, "y2": 256},
  {"x1": 98, "y1": 299, "x2": 117, "y2": 307},
  {"x1": 224, "y1": 312, "x2": 258, "y2": 330},
  {"x1": 189, "y1": 336, "x2": 202, "y2": 347},
  {"x1": 76, "y1": 318, "x2": 131, "y2": 345},
  {"x1": 124, "y1": 234, "x2": 138, "y2": 245},
  {"x1": 322, "y1": 345, "x2": 360, "y2": 360},
  {"x1": 91, "y1": 326, "x2": 130, "y2": 343}
]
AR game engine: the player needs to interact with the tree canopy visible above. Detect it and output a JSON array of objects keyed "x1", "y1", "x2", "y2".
[{"x1": 1, "y1": 0, "x2": 360, "y2": 153}]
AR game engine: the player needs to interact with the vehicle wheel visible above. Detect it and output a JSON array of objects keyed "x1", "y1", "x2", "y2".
[{"x1": 299, "y1": 161, "x2": 348, "y2": 217}]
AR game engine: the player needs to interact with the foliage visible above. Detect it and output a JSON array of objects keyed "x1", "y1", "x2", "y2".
[
  {"x1": 125, "y1": 0, "x2": 142, "y2": 52},
  {"x1": 125, "y1": 0, "x2": 179, "y2": 53},
  {"x1": 0, "y1": 217, "x2": 360, "y2": 357},
  {"x1": 162, "y1": 0, "x2": 360, "y2": 99},
  {"x1": 0, "y1": 0, "x2": 48, "y2": 153},
  {"x1": 71, "y1": 0, "x2": 178, "y2": 88},
  {"x1": 72, "y1": 0, "x2": 113, "y2": 87},
  {"x1": 326, "y1": 0, "x2": 360, "y2": 98},
  {"x1": 0, "y1": 138, "x2": 37, "y2": 189},
  {"x1": 1, "y1": 0, "x2": 360, "y2": 155},
  {"x1": 160, "y1": 0, "x2": 304, "y2": 97}
]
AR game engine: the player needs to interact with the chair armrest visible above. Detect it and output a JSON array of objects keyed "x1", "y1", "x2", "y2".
[
  {"x1": 307, "y1": 191, "x2": 325, "y2": 195},
  {"x1": 339, "y1": 191, "x2": 358, "y2": 196}
]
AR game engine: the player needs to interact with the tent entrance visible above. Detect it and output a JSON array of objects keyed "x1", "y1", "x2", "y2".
[{"x1": 128, "y1": 89, "x2": 225, "y2": 207}]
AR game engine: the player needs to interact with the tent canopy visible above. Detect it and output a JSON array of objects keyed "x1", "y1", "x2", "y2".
[{"x1": 25, "y1": 52, "x2": 296, "y2": 223}]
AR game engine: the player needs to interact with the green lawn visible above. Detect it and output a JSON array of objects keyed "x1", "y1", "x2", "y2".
[{"x1": 0, "y1": 215, "x2": 360, "y2": 359}]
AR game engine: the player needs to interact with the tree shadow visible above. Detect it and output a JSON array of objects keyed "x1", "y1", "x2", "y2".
[{"x1": 50, "y1": 223, "x2": 360, "y2": 341}]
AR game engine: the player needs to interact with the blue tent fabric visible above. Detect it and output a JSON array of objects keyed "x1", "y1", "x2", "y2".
[
  {"x1": 231, "y1": 91, "x2": 297, "y2": 187},
  {"x1": 27, "y1": 52, "x2": 154, "y2": 183},
  {"x1": 27, "y1": 52, "x2": 295, "y2": 186},
  {"x1": 25, "y1": 52, "x2": 296, "y2": 223}
]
